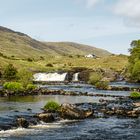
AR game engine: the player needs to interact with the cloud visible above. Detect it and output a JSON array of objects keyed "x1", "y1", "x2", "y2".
[{"x1": 113, "y1": 0, "x2": 140, "y2": 25}]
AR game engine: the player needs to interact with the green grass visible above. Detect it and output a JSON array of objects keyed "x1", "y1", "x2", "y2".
[
  {"x1": 44, "y1": 101, "x2": 60, "y2": 111},
  {"x1": 0, "y1": 54, "x2": 128, "y2": 73},
  {"x1": 130, "y1": 92, "x2": 140, "y2": 99}
]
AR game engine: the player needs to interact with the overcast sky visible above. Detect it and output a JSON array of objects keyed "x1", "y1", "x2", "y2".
[{"x1": 0, "y1": 0, "x2": 140, "y2": 54}]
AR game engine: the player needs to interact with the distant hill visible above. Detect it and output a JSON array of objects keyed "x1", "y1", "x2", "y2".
[
  {"x1": 44, "y1": 42, "x2": 111, "y2": 57},
  {"x1": 0, "y1": 26, "x2": 111, "y2": 59}
]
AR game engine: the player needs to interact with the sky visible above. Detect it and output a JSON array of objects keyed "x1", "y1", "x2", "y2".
[{"x1": 0, "y1": 0, "x2": 140, "y2": 54}]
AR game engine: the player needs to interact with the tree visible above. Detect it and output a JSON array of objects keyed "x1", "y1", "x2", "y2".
[
  {"x1": 128, "y1": 40, "x2": 140, "y2": 82},
  {"x1": 131, "y1": 61, "x2": 140, "y2": 81},
  {"x1": 3, "y1": 64, "x2": 17, "y2": 80}
]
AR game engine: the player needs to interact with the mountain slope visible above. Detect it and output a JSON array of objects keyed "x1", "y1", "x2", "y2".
[
  {"x1": 0, "y1": 26, "x2": 111, "y2": 59},
  {"x1": 44, "y1": 42, "x2": 111, "y2": 57}
]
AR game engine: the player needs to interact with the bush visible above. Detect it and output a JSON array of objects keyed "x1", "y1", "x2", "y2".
[
  {"x1": 95, "y1": 81, "x2": 109, "y2": 90},
  {"x1": 44, "y1": 101, "x2": 60, "y2": 111},
  {"x1": 130, "y1": 92, "x2": 140, "y2": 99},
  {"x1": 88, "y1": 72, "x2": 102, "y2": 85},
  {"x1": 40, "y1": 56, "x2": 45, "y2": 60},
  {"x1": 46, "y1": 63, "x2": 53, "y2": 67},
  {"x1": 3, "y1": 64, "x2": 17, "y2": 80},
  {"x1": 17, "y1": 69, "x2": 33, "y2": 88},
  {"x1": 27, "y1": 58, "x2": 33, "y2": 62},
  {"x1": 26, "y1": 84, "x2": 37, "y2": 90},
  {"x1": 3, "y1": 82, "x2": 24, "y2": 92}
]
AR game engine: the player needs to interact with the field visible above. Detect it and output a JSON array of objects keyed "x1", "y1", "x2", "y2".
[{"x1": 0, "y1": 54, "x2": 128, "y2": 72}]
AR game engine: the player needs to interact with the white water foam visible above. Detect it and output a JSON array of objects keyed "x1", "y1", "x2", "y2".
[
  {"x1": 0, "y1": 128, "x2": 38, "y2": 137},
  {"x1": 72, "y1": 73, "x2": 79, "y2": 81},
  {"x1": 34, "y1": 72, "x2": 67, "y2": 82}
]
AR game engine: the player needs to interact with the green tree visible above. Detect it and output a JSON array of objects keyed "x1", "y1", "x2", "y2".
[
  {"x1": 128, "y1": 40, "x2": 140, "y2": 82},
  {"x1": 3, "y1": 64, "x2": 17, "y2": 80},
  {"x1": 131, "y1": 61, "x2": 140, "y2": 81}
]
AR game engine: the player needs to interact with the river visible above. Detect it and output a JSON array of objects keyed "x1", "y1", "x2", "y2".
[{"x1": 0, "y1": 82, "x2": 140, "y2": 140}]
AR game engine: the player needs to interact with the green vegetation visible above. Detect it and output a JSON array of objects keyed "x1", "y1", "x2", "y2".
[
  {"x1": 88, "y1": 72, "x2": 102, "y2": 85},
  {"x1": 3, "y1": 64, "x2": 17, "y2": 80},
  {"x1": 130, "y1": 92, "x2": 140, "y2": 99},
  {"x1": 95, "y1": 81, "x2": 109, "y2": 90},
  {"x1": 17, "y1": 69, "x2": 33, "y2": 88},
  {"x1": 131, "y1": 61, "x2": 140, "y2": 81},
  {"x1": 46, "y1": 63, "x2": 53, "y2": 67},
  {"x1": 1, "y1": 65, "x2": 36, "y2": 91},
  {"x1": 3, "y1": 82, "x2": 23, "y2": 92},
  {"x1": 26, "y1": 84, "x2": 37, "y2": 90},
  {"x1": 44, "y1": 101, "x2": 60, "y2": 111},
  {"x1": 128, "y1": 40, "x2": 140, "y2": 82}
]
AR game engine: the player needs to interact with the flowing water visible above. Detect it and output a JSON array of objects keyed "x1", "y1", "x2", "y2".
[
  {"x1": 0, "y1": 83, "x2": 140, "y2": 140},
  {"x1": 72, "y1": 73, "x2": 79, "y2": 82},
  {"x1": 40, "y1": 83, "x2": 131, "y2": 96},
  {"x1": 33, "y1": 73, "x2": 67, "y2": 82}
]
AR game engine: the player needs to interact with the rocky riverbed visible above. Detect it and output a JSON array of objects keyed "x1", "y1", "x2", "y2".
[
  {"x1": 0, "y1": 97, "x2": 140, "y2": 131},
  {"x1": 0, "y1": 83, "x2": 140, "y2": 139}
]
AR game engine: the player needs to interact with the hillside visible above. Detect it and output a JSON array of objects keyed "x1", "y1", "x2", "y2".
[
  {"x1": 44, "y1": 42, "x2": 111, "y2": 57},
  {"x1": 0, "y1": 26, "x2": 127, "y2": 73},
  {"x1": 0, "y1": 26, "x2": 111, "y2": 59}
]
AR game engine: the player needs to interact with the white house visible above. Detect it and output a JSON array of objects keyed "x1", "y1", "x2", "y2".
[{"x1": 85, "y1": 54, "x2": 97, "y2": 58}]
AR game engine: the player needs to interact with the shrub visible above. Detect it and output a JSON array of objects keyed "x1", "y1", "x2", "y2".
[
  {"x1": 40, "y1": 56, "x2": 45, "y2": 60},
  {"x1": 88, "y1": 72, "x2": 102, "y2": 85},
  {"x1": 44, "y1": 101, "x2": 60, "y2": 111},
  {"x1": 69, "y1": 55, "x2": 73, "y2": 58},
  {"x1": 95, "y1": 81, "x2": 109, "y2": 90},
  {"x1": 3, "y1": 64, "x2": 17, "y2": 80},
  {"x1": 26, "y1": 84, "x2": 37, "y2": 90},
  {"x1": 3, "y1": 82, "x2": 24, "y2": 92},
  {"x1": 46, "y1": 63, "x2": 53, "y2": 67},
  {"x1": 130, "y1": 92, "x2": 140, "y2": 99},
  {"x1": 17, "y1": 69, "x2": 33, "y2": 88},
  {"x1": 27, "y1": 58, "x2": 33, "y2": 62}
]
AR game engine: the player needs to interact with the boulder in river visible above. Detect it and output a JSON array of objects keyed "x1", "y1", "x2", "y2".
[
  {"x1": 37, "y1": 113, "x2": 55, "y2": 123},
  {"x1": 16, "y1": 118, "x2": 29, "y2": 128},
  {"x1": 60, "y1": 103, "x2": 93, "y2": 119}
]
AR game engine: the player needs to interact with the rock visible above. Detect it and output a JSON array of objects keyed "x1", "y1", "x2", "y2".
[
  {"x1": 105, "y1": 110, "x2": 115, "y2": 115},
  {"x1": 37, "y1": 113, "x2": 55, "y2": 123},
  {"x1": 133, "y1": 107, "x2": 140, "y2": 114},
  {"x1": 60, "y1": 103, "x2": 93, "y2": 119},
  {"x1": 115, "y1": 109, "x2": 125, "y2": 115},
  {"x1": 16, "y1": 118, "x2": 29, "y2": 128},
  {"x1": 27, "y1": 108, "x2": 32, "y2": 111},
  {"x1": 133, "y1": 102, "x2": 140, "y2": 107},
  {"x1": 127, "y1": 111, "x2": 139, "y2": 118}
]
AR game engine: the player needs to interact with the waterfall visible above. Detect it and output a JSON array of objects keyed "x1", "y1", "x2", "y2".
[
  {"x1": 34, "y1": 72, "x2": 67, "y2": 82},
  {"x1": 72, "y1": 73, "x2": 79, "y2": 82}
]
